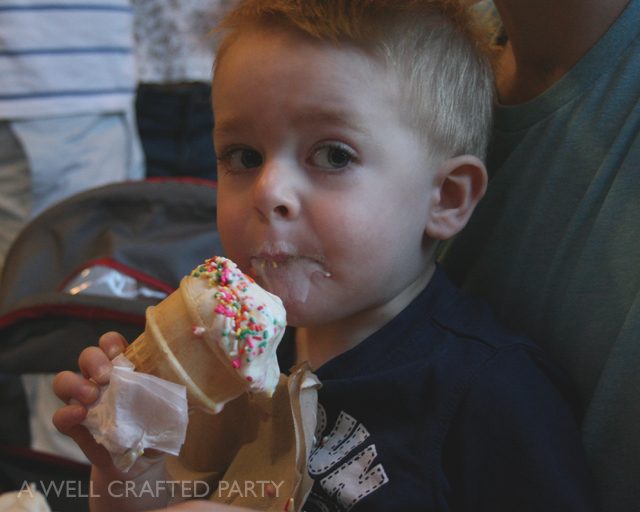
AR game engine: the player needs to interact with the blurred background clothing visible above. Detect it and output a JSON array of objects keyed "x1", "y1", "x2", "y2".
[
  {"x1": 0, "y1": 0, "x2": 144, "y2": 271},
  {"x1": 133, "y1": 0, "x2": 229, "y2": 84},
  {"x1": 132, "y1": 0, "x2": 237, "y2": 181},
  {"x1": 135, "y1": 81, "x2": 216, "y2": 181},
  {"x1": 0, "y1": 125, "x2": 29, "y2": 268},
  {"x1": 0, "y1": 0, "x2": 138, "y2": 118}
]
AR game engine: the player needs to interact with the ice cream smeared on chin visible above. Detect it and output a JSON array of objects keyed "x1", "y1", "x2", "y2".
[
  {"x1": 250, "y1": 253, "x2": 331, "y2": 306},
  {"x1": 190, "y1": 256, "x2": 287, "y2": 393}
]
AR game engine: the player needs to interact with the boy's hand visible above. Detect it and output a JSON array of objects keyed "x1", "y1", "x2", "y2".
[{"x1": 52, "y1": 331, "x2": 128, "y2": 469}]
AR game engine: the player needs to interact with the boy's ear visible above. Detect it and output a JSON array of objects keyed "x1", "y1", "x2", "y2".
[{"x1": 426, "y1": 155, "x2": 487, "y2": 240}]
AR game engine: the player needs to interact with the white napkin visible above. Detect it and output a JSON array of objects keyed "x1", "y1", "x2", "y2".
[{"x1": 83, "y1": 354, "x2": 188, "y2": 471}]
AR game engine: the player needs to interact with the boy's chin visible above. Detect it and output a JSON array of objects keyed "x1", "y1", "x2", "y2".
[
  {"x1": 278, "y1": 301, "x2": 314, "y2": 327},
  {"x1": 279, "y1": 300, "x2": 336, "y2": 330}
]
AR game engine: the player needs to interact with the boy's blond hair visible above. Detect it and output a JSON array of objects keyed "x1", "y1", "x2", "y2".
[{"x1": 215, "y1": 0, "x2": 494, "y2": 160}]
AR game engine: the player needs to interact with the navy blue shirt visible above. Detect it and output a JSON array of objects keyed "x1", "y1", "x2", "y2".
[{"x1": 278, "y1": 266, "x2": 597, "y2": 512}]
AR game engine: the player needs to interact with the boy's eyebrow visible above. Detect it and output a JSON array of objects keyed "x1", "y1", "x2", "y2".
[
  {"x1": 293, "y1": 108, "x2": 370, "y2": 136},
  {"x1": 214, "y1": 118, "x2": 250, "y2": 137}
]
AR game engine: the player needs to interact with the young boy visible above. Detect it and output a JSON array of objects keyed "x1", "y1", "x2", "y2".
[{"x1": 52, "y1": 1, "x2": 597, "y2": 511}]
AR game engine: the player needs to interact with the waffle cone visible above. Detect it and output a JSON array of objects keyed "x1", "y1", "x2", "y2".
[{"x1": 124, "y1": 279, "x2": 250, "y2": 413}]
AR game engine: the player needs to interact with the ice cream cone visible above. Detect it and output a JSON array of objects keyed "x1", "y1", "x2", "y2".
[{"x1": 124, "y1": 257, "x2": 286, "y2": 414}]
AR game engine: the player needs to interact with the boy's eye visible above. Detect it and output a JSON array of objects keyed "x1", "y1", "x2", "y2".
[
  {"x1": 220, "y1": 148, "x2": 263, "y2": 172},
  {"x1": 309, "y1": 144, "x2": 356, "y2": 170}
]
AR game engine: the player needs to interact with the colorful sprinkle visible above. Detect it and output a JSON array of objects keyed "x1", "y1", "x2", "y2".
[
  {"x1": 192, "y1": 325, "x2": 206, "y2": 337},
  {"x1": 189, "y1": 256, "x2": 285, "y2": 373}
]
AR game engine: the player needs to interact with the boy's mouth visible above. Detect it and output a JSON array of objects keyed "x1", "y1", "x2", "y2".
[{"x1": 249, "y1": 247, "x2": 331, "y2": 305}]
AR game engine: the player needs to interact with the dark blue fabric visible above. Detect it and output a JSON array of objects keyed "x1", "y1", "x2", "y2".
[
  {"x1": 136, "y1": 83, "x2": 217, "y2": 181},
  {"x1": 278, "y1": 266, "x2": 597, "y2": 512}
]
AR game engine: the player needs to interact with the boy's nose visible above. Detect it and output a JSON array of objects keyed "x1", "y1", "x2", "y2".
[{"x1": 253, "y1": 160, "x2": 301, "y2": 221}]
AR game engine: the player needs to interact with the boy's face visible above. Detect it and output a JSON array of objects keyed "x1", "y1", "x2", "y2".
[{"x1": 214, "y1": 26, "x2": 439, "y2": 328}]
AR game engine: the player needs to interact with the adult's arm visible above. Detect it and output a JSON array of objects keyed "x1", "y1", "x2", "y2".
[{"x1": 492, "y1": 0, "x2": 630, "y2": 103}]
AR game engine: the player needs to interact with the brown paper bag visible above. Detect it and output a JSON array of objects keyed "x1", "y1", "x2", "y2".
[{"x1": 168, "y1": 364, "x2": 320, "y2": 512}]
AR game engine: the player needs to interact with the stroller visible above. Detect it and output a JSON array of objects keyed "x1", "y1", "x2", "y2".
[{"x1": 0, "y1": 179, "x2": 221, "y2": 511}]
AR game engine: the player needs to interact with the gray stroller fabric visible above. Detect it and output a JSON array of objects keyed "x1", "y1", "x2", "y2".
[{"x1": 0, "y1": 179, "x2": 222, "y2": 373}]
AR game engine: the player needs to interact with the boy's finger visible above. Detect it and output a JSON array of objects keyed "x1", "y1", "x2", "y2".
[
  {"x1": 52, "y1": 371, "x2": 99, "y2": 405},
  {"x1": 98, "y1": 331, "x2": 129, "y2": 360},
  {"x1": 52, "y1": 403, "x2": 87, "y2": 434},
  {"x1": 52, "y1": 407, "x2": 113, "y2": 467},
  {"x1": 78, "y1": 346, "x2": 113, "y2": 385}
]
